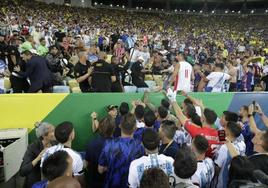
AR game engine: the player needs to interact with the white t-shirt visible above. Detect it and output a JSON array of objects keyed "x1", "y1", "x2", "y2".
[
  {"x1": 41, "y1": 144, "x2": 84, "y2": 176},
  {"x1": 174, "y1": 61, "x2": 193, "y2": 92},
  {"x1": 214, "y1": 140, "x2": 246, "y2": 188},
  {"x1": 206, "y1": 72, "x2": 230, "y2": 92},
  {"x1": 191, "y1": 158, "x2": 215, "y2": 188},
  {"x1": 128, "y1": 154, "x2": 174, "y2": 188}
]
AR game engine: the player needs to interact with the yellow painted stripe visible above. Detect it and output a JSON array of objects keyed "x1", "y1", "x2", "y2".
[{"x1": 0, "y1": 94, "x2": 67, "y2": 131}]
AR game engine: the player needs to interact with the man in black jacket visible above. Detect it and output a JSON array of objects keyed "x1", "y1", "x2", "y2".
[{"x1": 14, "y1": 50, "x2": 53, "y2": 93}]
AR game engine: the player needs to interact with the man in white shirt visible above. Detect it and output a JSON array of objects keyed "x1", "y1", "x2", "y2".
[
  {"x1": 191, "y1": 135, "x2": 215, "y2": 188},
  {"x1": 204, "y1": 63, "x2": 230, "y2": 92},
  {"x1": 41, "y1": 122, "x2": 84, "y2": 185},
  {"x1": 128, "y1": 129, "x2": 174, "y2": 188},
  {"x1": 214, "y1": 121, "x2": 246, "y2": 188}
]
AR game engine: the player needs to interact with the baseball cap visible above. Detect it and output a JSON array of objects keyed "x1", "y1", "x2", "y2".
[{"x1": 107, "y1": 105, "x2": 118, "y2": 111}]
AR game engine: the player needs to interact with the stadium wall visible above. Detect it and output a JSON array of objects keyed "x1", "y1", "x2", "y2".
[{"x1": 0, "y1": 93, "x2": 267, "y2": 151}]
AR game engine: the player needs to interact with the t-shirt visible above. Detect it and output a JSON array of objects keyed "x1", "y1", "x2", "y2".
[
  {"x1": 191, "y1": 158, "x2": 215, "y2": 188},
  {"x1": 41, "y1": 144, "x2": 84, "y2": 176},
  {"x1": 214, "y1": 140, "x2": 246, "y2": 188},
  {"x1": 85, "y1": 135, "x2": 110, "y2": 188},
  {"x1": 92, "y1": 59, "x2": 115, "y2": 92},
  {"x1": 206, "y1": 72, "x2": 230, "y2": 92},
  {"x1": 249, "y1": 153, "x2": 268, "y2": 179},
  {"x1": 98, "y1": 137, "x2": 144, "y2": 188},
  {"x1": 159, "y1": 141, "x2": 180, "y2": 159},
  {"x1": 32, "y1": 180, "x2": 48, "y2": 188},
  {"x1": 261, "y1": 75, "x2": 268, "y2": 91},
  {"x1": 241, "y1": 121, "x2": 254, "y2": 156},
  {"x1": 128, "y1": 154, "x2": 174, "y2": 188},
  {"x1": 74, "y1": 61, "x2": 91, "y2": 92},
  {"x1": 185, "y1": 121, "x2": 222, "y2": 158}
]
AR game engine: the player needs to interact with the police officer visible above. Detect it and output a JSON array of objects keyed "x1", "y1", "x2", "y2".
[
  {"x1": 74, "y1": 51, "x2": 92, "y2": 92},
  {"x1": 91, "y1": 52, "x2": 116, "y2": 92},
  {"x1": 111, "y1": 55, "x2": 124, "y2": 92}
]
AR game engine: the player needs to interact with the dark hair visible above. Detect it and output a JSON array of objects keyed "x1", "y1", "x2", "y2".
[
  {"x1": 223, "y1": 111, "x2": 239, "y2": 122},
  {"x1": 215, "y1": 63, "x2": 224, "y2": 70},
  {"x1": 183, "y1": 98, "x2": 193, "y2": 105},
  {"x1": 142, "y1": 129, "x2": 160, "y2": 150},
  {"x1": 261, "y1": 130, "x2": 268, "y2": 152},
  {"x1": 21, "y1": 50, "x2": 32, "y2": 56},
  {"x1": 42, "y1": 150, "x2": 70, "y2": 181},
  {"x1": 193, "y1": 135, "x2": 209, "y2": 154},
  {"x1": 98, "y1": 116, "x2": 115, "y2": 138},
  {"x1": 226, "y1": 121, "x2": 242, "y2": 138},
  {"x1": 204, "y1": 108, "x2": 217, "y2": 125},
  {"x1": 161, "y1": 99, "x2": 170, "y2": 109},
  {"x1": 120, "y1": 113, "x2": 136, "y2": 135},
  {"x1": 55, "y1": 122, "x2": 74, "y2": 144},
  {"x1": 228, "y1": 156, "x2": 254, "y2": 185},
  {"x1": 161, "y1": 120, "x2": 177, "y2": 139},
  {"x1": 40, "y1": 37, "x2": 45, "y2": 42},
  {"x1": 158, "y1": 106, "x2": 168, "y2": 119},
  {"x1": 185, "y1": 104, "x2": 202, "y2": 126},
  {"x1": 140, "y1": 168, "x2": 170, "y2": 188},
  {"x1": 135, "y1": 105, "x2": 145, "y2": 120},
  {"x1": 174, "y1": 146, "x2": 197, "y2": 179},
  {"x1": 119, "y1": 102, "x2": 129, "y2": 115},
  {"x1": 144, "y1": 110, "x2": 157, "y2": 127},
  {"x1": 49, "y1": 45, "x2": 58, "y2": 52}
]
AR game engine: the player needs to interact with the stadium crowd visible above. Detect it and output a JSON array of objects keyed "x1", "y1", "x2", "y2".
[
  {"x1": 0, "y1": 0, "x2": 268, "y2": 93},
  {"x1": 19, "y1": 90, "x2": 268, "y2": 188}
]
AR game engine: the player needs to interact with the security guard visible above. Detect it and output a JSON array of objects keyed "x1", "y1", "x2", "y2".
[
  {"x1": 111, "y1": 55, "x2": 125, "y2": 92},
  {"x1": 91, "y1": 52, "x2": 116, "y2": 92},
  {"x1": 0, "y1": 33, "x2": 8, "y2": 63}
]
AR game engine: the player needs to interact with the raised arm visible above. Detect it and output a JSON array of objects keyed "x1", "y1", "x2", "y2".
[
  {"x1": 255, "y1": 103, "x2": 268, "y2": 128},
  {"x1": 248, "y1": 104, "x2": 261, "y2": 134},
  {"x1": 90, "y1": 112, "x2": 99, "y2": 133},
  {"x1": 143, "y1": 91, "x2": 157, "y2": 112}
]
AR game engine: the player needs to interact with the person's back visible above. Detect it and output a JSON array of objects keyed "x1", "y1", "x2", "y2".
[{"x1": 174, "y1": 60, "x2": 193, "y2": 92}]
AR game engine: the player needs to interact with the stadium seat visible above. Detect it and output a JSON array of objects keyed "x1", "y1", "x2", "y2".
[
  {"x1": 137, "y1": 87, "x2": 150, "y2": 93},
  {"x1": 124, "y1": 86, "x2": 137, "y2": 93},
  {"x1": 53, "y1": 86, "x2": 70, "y2": 93}
]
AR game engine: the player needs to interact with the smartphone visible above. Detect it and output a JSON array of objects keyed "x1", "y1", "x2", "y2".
[
  {"x1": 218, "y1": 130, "x2": 226, "y2": 142},
  {"x1": 253, "y1": 101, "x2": 258, "y2": 111}
]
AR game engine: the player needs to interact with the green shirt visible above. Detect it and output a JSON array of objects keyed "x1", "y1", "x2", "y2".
[
  {"x1": 19, "y1": 41, "x2": 33, "y2": 52},
  {"x1": 37, "y1": 45, "x2": 49, "y2": 56}
]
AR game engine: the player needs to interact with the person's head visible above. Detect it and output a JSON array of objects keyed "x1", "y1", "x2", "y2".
[
  {"x1": 21, "y1": 50, "x2": 33, "y2": 62},
  {"x1": 55, "y1": 122, "x2": 75, "y2": 144},
  {"x1": 192, "y1": 135, "x2": 209, "y2": 158},
  {"x1": 226, "y1": 61, "x2": 234, "y2": 68},
  {"x1": 214, "y1": 63, "x2": 225, "y2": 72},
  {"x1": 78, "y1": 51, "x2": 87, "y2": 62},
  {"x1": 111, "y1": 55, "x2": 119, "y2": 64},
  {"x1": 194, "y1": 63, "x2": 202, "y2": 71},
  {"x1": 239, "y1": 105, "x2": 249, "y2": 117},
  {"x1": 40, "y1": 37, "x2": 46, "y2": 46},
  {"x1": 184, "y1": 104, "x2": 202, "y2": 126},
  {"x1": 175, "y1": 53, "x2": 185, "y2": 62},
  {"x1": 225, "y1": 121, "x2": 242, "y2": 140},
  {"x1": 119, "y1": 102, "x2": 129, "y2": 116},
  {"x1": 99, "y1": 51, "x2": 107, "y2": 60},
  {"x1": 35, "y1": 122, "x2": 55, "y2": 142},
  {"x1": 144, "y1": 110, "x2": 157, "y2": 127},
  {"x1": 26, "y1": 35, "x2": 33, "y2": 42},
  {"x1": 49, "y1": 45, "x2": 59, "y2": 55},
  {"x1": 174, "y1": 146, "x2": 197, "y2": 179},
  {"x1": 220, "y1": 111, "x2": 239, "y2": 127},
  {"x1": 159, "y1": 120, "x2": 176, "y2": 141},
  {"x1": 228, "y1": 156, "x2": 254, "y2": 185},
  {"x1": 98, "y1": 116, "x2": 115, "y2": 138},
  {"x1": 182, "y1": 98, "x2": 193, "y2": 111},
  {"x1": 157, "y1": 106, "x2": 168, "y2": 120},
  {"x1": 161, "y1": 99, "x2": 170, "y2": 109},
  {"x1": 135, "y1": 105, "x2": 145, "y2": 121},
  {"x1": 120, "y1": 113, "x2": 137, "y2": 136},
  {"x1": 140, "y1": 168, "x2": 170, "y2": 188},
  {"x1": 107, "y1": 105, "x2": 118, "y2": 119},
  {"x1": 47, "y1": 176, "x2": 81, "y2": 188},
  {"x1": 42, "y1": 150, "x2": 73, "y2": 182},
  {"x1": 253, "y1": 130, "x2": 268, "y2": 153},
  {"x1": 202, "y1": 108, "x2": 217, "y2": 126},
  {"x1": 142, "y1": 128, "x2": 160, "y2": 152}
]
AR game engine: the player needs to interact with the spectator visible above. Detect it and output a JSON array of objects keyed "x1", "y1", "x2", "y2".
[
  {"x1": 14, "y1": 50, "x2": 53, "y2": 93},
  {"x1": 139, "y1": 168, "x2": 170, "y2": 188},
  {"x1": 37, "y1": 38, "x2": 49, "y2": 56},
  {"x1": 128, "y1": 129, "x2": 174, "y2": 188},
  {"x1": 20, "y1": 122, "x2": 55, "y2": 188},
  {"x1": 32, "y1": 150, "x2": 73, "y2": 188},
  {"x1": 47, "y1": 176, "x2": 81, "y2": 188},
  {"x1": 191, "y1": 135, "x2": 215, "y2": 188},
  {"x1": 98, "y1": 113, "x2": 144, "y2": 188},
  {"x1": 159, "y1": 120, "x2": 180, "y2": 159},
  {"x1": 114, "y1": 102, "x2": 130, "y2": 137}
]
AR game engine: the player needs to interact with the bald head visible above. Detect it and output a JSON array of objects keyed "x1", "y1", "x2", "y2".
[{"x1": 47, "y1": 176, "x2": 81, "y2": 188}]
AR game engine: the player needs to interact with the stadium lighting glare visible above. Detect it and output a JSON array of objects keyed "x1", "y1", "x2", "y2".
[
  {"x1": 116, "y1": 5, "x2": 119, "y2": 7},
  {"x1": 179, "y1": 9, "x2": 182, "y2": 12},
  {"x1": 187, "y1": 10, "x2": 190, "y2": 13},
  {"x1": 156, "y1": 8, "x2": 158, "y2": 10},
  {"x1": 149, "y1": 8, "x2": 152, "y2": 10},
  {"x1": 200, "y1": 10, "x2": 203, "y2": 13},
  {"x1": 136, "y1": 7, "x2": 139, "y2": 10},
  {"x1": 110, "y1": 4, "x2": 113, "y2": 7},
  {"x1": 175, "y1": 9, "x2": 177, "y2": 12},
  {"x1": 251, "y1": 10, "x2": 254, "y2": 13},
  {"x1": 122, "y1": 5, "x2": 125, "y2": 8},
  {"x1": 161, "y1": 9, "x2": 164, "y2": 11},
  {"x1": 232, "y1": 10, "x2": 235, "y2": 13},
  {"x1": 100, "y1": 3, "x2": 103, "y2": 5},
  {"x1": 212, "y1": 10, "x2": 215, "y2": 14},
  {"x1": 141, "y1": 7, "x2": 143, "y2": 10},
  {"x1": 94, "y1": 2, "x2": 97, "y2": 5},
  {"x1": 266, "y1": 10, "x2": 268, "y2": 13},
  {"x1": 238, "y1": 10, "x2": 241, "y2": 14},
  {"x1": 193, "y1": 10, "x2": 196, "y2": 12},
  {"x1": 225, "y1": 10, "x2": 228, "y2": 14}
]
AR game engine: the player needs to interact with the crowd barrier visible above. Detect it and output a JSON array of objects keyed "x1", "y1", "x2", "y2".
[{"x1": 0, "y1": 92, "x2": 267, "y2": 151}]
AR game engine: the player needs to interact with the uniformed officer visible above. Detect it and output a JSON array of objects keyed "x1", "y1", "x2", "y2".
[
  {"x1": 91, "y1": 52, "x2": 116, "y2": 92},
  {"x1": 74, "y1": 51, "x2": 93, "y2": 92},
  {"x1": 111, "y1": 55, "x2": 124, "y2": 92}
]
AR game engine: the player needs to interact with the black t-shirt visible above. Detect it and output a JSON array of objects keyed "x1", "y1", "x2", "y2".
[
  {"x1": 261, "y1": 75, "x2": 268, "y2": 91},
  {"x1": 249, "y1": 153, "x2": 268, "y2": 180},
  {"x1": 91, "y1": 59, "x2": 115, "y2": 92},
  {"x1": 74, "y1": 61, "x2": 91, "y2": 92},
  {"x1": 7, "y1": 45, "x2": 21, "y2": 72},
  {"x1": 111, "y1": 63, "x2": 125, "y2": 82},
  {"x1": 159, "y1": 141, "x2": 180, "y2": 159}
]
